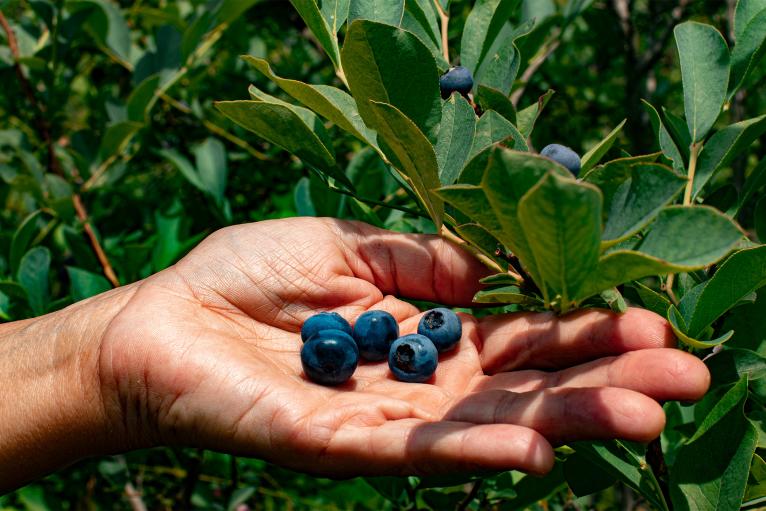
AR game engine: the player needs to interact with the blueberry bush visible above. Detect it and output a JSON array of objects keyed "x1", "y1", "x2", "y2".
[{"x1": 1, "y1": 0, "x2": 766, "y2": 509}]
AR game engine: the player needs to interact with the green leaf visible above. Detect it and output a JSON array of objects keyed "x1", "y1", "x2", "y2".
[
  {"x1": 674, "y1": 21, "x2": 730, "y2": 142},
  {"x1": 631, "y1": 281, "x2": 672, "y2": 317},
  {"x1": 215, "y1": 100, "x2": 349, "y2": 186},
  {"x1": 573, "y1": 441, "x2": 669, "y2": 511},
  {"x1": 369, "y1": 101, "x2": 443, "y2": 228},
  {"x1": 66, "y1": 267, "x2": 111, "y2": 302},
  {"x1": 693, "y1": 114, "x2": 766, "y2": 199},
  {"x1": 683, "y1": 246, "x2": 766, "y2": 337},
  {"x1": 476, "y1": 85, "x2": 516, "y2": 124},
  {"x1": 730, "y1": 8, "x2": 766, "y2": 96},
  {"x1": 757, "y1": 197, "x2": 766, "y2": 242},
  {"x1": 295, "y1": 174, "x2": 345, "y2": 217},
  {"x1": 577, "y1": 206, "x2": 743, "y2": 299},
  {"x1": 518, "y1": 173, "x2": 602, "y2": 306},
  {"x1": 18, "y1": 246, "x2": 50, "y2": 316},
  {"x1": 586, "y1": 162, "x2": 686, "y2": 246},
  {"x1": 473, "y1": 285, "x2": 542, "y2": 305},
  {"x1": 501, "y1": 463, "x2": 567, "y2": 510},
  {"x1": 706, "y1": 348, "x2": 766, "y2": 387},
  {"x1": 668, "y1": 304, "x2": 734, "y2": 349},
  {"x1": 341, "y1": 20, "x2": 441, "y2": 141},
  {"x1": 516, "y1": 89, "x2": 554, "y2": 139},
  {"x1": 126, "y1": 74, "x2": 161, "y2": 123},
  {"x1": 435, "y1": 94, "x2": 476, "y2": 185},
  {"x1": 731, "y1": 157, "x2": 766, "y2": 216},
  {"x1": 98, "y1": 121, "x2": 143, "y2": 161},
  {"x1": 637, "y1": 206, "x2": 743, "y2": 267},
  {"x1": 290, "y1": 0, "x2": 341, "y2": 67},
  {"x1": 193, "y1": 138, "x2": 227, "y2": 203},
  {"x1": 243, "y1": 56, "x2": 377, "y2": 146},
  {"x1": 600, "y1": 287, "x2": 627, "y2": 313},
  {"x1": 670, "y1": 377, "x2": 758, "y2": 511},
  {"x1": 580, "y1": 119, "x2": 626, "y2": 173},
  {"x1": 402, "y1": 0, "x2": 443, "y2": 64},
  {"x1": 469, "y1": 110, "x2": 528, "y2": 160},
  {"x1": 69, "y1": 0, "x2": 131, "y2": 63},
  {"x1": 744, "y1": 454, "x2": 766, "y2": 505},
  {"x1": 320, "y1": 0, "x2": 350, "y2": 34},
  {"x1": 349, "y1": 0, "x2": 404, "y2": 26},
  {"x1": 159, "y1": 149, "x2": 204, "y2": 191},
  {"x1": 474, "y1": 39, "x2": 521, "y2": 96},
  {"x1": 734, "y1": 0, "x2": 766, "y2": 43},
  {"x1": 643, "y1": 99, "x2": 685, "y2": 170},
  {"x1": 460, "y1": 0, "x2": 522, "y2": 74},
  {"x1": 441, "y1": 150, "x2": 577, "y2": 298},
  {"x1": 10, "y1": 210, "x2": 48, "y2": 276},
  {"x1": 563, "y1": 452, "x2": 617, "y2": 497}
]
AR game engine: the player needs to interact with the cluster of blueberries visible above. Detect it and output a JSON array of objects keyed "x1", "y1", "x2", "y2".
[
  {"x1": 300, "y1": 308, "x2": 462, "y2": 386},
  {"x1": 439, "y1": 67, "x2": 582, "y2": 176}
]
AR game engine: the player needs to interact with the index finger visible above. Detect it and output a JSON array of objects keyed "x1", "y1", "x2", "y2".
[{"x1": 332, "y1": 219, "x2": 491, "y2": 306}]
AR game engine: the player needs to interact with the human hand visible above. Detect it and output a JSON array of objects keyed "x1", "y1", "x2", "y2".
[{"x1": 1, "y1": 218, "x2": 710, "y2": 491}]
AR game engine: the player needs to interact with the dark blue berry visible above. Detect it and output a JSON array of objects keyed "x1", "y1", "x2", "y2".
[
  {"x1": 353, "y1": 310, "x2": 400, "y2": 361},
  {"x1": 439, "y1": 66, "x2": 474, "y2": 99},
  {"x1": 388, "y1": 334, "x2": 438, "y2": 383},
  {"x1": 301, "y1": 312, "x2": 352, "y2": 342},
  {"x1": 417, "y1": 308, "x2": 462, "y2": 352},
  {"x1": 300, "y1": 329, "x2": 358, "y2": 385},
  {"x1": 540, "y1": 144, "x2": 582, "y2": 177}
]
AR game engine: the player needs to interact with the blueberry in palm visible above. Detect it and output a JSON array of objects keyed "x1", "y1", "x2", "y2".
[
  {"x1": 300, "y1": 329, "x2": 358, "y2": 385},
  {"x1": 300, "y1": 312, "x2": 352, "y2": 342},
  {"x1": 388, "y1": 334, "x2": 438, "y2": 383},
  {"x1": 353, "y1": 310, "x2": 399, "y2": 361},
  {"x1": 417, "y1": 308, "x2": 462, "y2": 352}
]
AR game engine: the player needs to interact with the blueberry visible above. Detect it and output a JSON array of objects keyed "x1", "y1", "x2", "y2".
[
  {"x1": 540, "y1": 144, "x2": 582, "y2": 177},
  {"x1": 439, "y1": 66, "x2": 474, "y2": 99},
  {"x1": 417, "y1": 308, "x2": 462, "y2": 352},
  {"x1": 300, "y1": 329, "x2": 358, "y2": 385},
  {"x1": 388, "y1": 334, "x2": 438, "y2": 383},
  {"x1": 353, "y1": 310, "x2": 400, "y2": 361},
  {"x1": 301, "y1": 312, "x2": 352, "y2": 342}
]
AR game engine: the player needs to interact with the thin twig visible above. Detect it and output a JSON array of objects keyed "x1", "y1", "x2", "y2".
[
  {"x1": 456, "y1": 480, "x2": 483, "y2": 511},
  {"x1": 1, "y1": 9, "x2": 121, "y2": 288},
  {"x1": 433, "y1": 0, "x2": 450, "y2": 62},
  {"x1": 72, "y1": 195, "x2": 120, "y2": 287},
  {"x1": 511, "y1": 29, "x2": 561, "y2": 106}
]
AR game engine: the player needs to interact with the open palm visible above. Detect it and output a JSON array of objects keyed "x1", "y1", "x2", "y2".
[{"x1": 98, "y1": 218, "x2": 709, "y2": 477}]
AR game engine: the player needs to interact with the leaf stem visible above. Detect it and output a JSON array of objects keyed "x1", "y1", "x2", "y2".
[
  {"x1": 440, "y1": 225, "x2": 506, "y2": 274},
  {"x1": 433, "y1": 0, "x2": 450, "y2": 62},
  {"x1": 683, "y1": 142, "x2": 700, "y2": 205}
]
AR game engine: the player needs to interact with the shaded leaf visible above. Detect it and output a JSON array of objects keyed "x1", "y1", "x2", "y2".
[
  {"x1": 460, "y1": 0, "x2": 521, "y2": 74},
  {"x1": 670, "y1": 377, "x2": 757, "y2": 511},
  {"x1": 349, "y1": 0, "x2": 405, "y2": 26},
  {"x1": 244, "y1": 56, "x2": 377, "y2": 146},
  {"x1": 66, "y1": 266, "x2": 111, "y2": 302},
  {"x1": 369, "y1": 101, "x2": 443, "y2": 228},
  {"x1": 435, "y1": 94, "x2": 476, "y2": 185},
  {"x1": 290, "y1": 0, "x2": 341, "y2": 67},
  {"x1": 18, "y1": 246, "x2": 50, "y2": 316},
  {"x1": 693, "y1": 114, "x2": 766, "y2": 199},
  {"x1": 341, "y1": 20, "x2": 441, "y2": 141},
  {"x1": 517, "y1": 89, "x2": 554, "y2": 139},
  {"x1": 518, "y1": 172, "x2": 602, "y2": 306}
]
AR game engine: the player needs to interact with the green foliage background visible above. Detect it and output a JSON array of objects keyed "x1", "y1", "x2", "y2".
[{"x1": 0, "y1": 0, "x2": 765, "y2": 509}]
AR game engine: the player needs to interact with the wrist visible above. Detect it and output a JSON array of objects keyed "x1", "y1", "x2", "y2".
[{"x1": 0, "y1": 283, "x2": 138, "y2": 492}]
